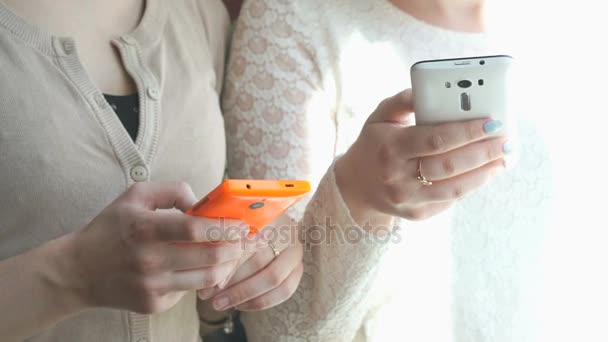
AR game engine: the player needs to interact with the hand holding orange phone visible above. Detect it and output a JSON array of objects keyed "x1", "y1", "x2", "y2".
[{"x1": 186, "y1": 180, "x2": 311, "y2": 233}]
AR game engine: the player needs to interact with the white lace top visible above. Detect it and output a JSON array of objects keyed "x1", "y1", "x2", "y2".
[{"x1": 223, "y1": 0, "x2": 553, "y2": 341}]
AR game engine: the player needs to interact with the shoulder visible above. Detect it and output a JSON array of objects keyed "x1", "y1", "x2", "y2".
[
  {"x1": 193, "y1": 0, "x2": 231, "y2": 30},
  {"x1": 233, "y1": 0, "x2": 351, "y2": 56},
  {"x1": 237, "y1": 0, "x2": 339, "y2": 27},
  {"x1": 235, "y1": 0, "x2": 381, "y2": 50},
  {"x1": 162, "y1": 0, "x2": 232, "y2": 89},
  {"x1": 169, "y1": 1, "x2": 232, "y2": 50},
  {"x1": 165, "y1": 0, "x2": 231, "y2": 47}
]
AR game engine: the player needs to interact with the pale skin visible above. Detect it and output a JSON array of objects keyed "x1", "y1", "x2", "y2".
[
  {"x1": 391, "y1": 0, "x2": 487, "y2": 32},
  {"x1": 0, "y1": 0, "x2": 302, "y2": 340}
]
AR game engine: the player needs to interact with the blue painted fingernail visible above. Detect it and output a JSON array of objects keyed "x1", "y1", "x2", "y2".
[
  {"x1": 483, "y1": 120, "x2": 503, "y2": 134},
  {"x1": 503, "y1": 141, "x2": 513, "y2": 154}
]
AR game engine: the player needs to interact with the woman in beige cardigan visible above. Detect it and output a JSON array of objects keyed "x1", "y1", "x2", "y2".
[{"x1": 0, "y1": 0, "x2": 303, "y2": 341}]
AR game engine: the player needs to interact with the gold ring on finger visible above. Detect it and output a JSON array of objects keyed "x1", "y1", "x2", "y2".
[
  {"x1": 416, "y1": 158, "x2": 433, "y2": 186},
  {"x1": 268, "y1": 242, "x2": 280, "y2": 258}
]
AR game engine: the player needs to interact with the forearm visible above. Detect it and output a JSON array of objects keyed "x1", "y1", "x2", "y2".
[
  {"x1": 335, "y1": 153, "x2": 396, "y2": 230},
  {"x1": 0, "y1": 233, "x2": 86, "y2": 341},
  {"x1": 242, "y1": 164, "x2": 397, "y2": 341}
]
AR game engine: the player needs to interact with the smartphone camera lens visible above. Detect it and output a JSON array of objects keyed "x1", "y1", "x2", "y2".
[
  {"x1": 457, "y1": 80, "x2": 472, "y2": 89},
  {"x1": 480, "y1": 60, "x2": 485, "y2": 65},
  {"x1": 249, "y1": 202, "x2": 265, "y2": 209}
]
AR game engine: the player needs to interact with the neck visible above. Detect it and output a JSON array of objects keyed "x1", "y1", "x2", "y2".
[{"x1": 390, "y1": 0, "x2": 487, "y2": 33}]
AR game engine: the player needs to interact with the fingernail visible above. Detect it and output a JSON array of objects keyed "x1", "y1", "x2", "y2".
[
  {"x1": 213, "y1": 295, "x2": 230, "y2": 311},
  {"x1": 503, "y1": 141, "x2": 513, "y2": 154},
  {"x1": 218, "y1": 276, "x2": 230, "y2": 289},
  {"x1": 256, "y1": 241, "x2": 269, "y2": 251},
  {"x1": 197, "y1": 289, "x2": 213, "y2": 300},
  {"x1": 483, "y1": 120, "x2": 503, "y2": 134}
]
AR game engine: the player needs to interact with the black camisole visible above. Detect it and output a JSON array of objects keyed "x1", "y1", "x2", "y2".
[{"x1": 103, "y1": 93, "x2": 140, "y2": 141}]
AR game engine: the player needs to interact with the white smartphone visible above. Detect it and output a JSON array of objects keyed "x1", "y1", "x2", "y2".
[{"x1": 410, "y1": 55, "x2": 514, "y2": 133}]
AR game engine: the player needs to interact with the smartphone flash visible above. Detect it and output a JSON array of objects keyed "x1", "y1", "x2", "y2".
[
  {"x1": 445, "y1": 82, "x2": 451, "y2": 88},
  {"x1": 460, "y1": 92, "x2": 471, "y2": 111}
]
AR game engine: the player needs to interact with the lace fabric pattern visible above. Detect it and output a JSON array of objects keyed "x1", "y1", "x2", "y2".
[
  {"x1": 222, "y1": 0, "x2": 553, "y2": 341},
  {"x1": 223, "y1": 1, "x2": 395, "y2": 340}
]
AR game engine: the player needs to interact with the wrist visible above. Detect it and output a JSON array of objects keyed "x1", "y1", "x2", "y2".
[
  {"x1": 36, "y1": 232, "x2": 91, "y2": 315},
  {"x1": 335, "y1": 153, "x2": 394, "y2": 230},
  {"x1": 335, "y1": 154, "x2": 366, "y2": 211}
]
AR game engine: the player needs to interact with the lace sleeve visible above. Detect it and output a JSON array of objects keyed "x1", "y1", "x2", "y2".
[
  {"x1": 222, "y1": 1, "x2": 395, "y2": 341},
  {"x1": 222, "y1": 0, "x2": 337, "y2": 219}
]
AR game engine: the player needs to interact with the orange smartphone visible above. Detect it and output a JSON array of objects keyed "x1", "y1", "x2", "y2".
[{"x1": 186, "y1": 180, "x2": 311, "y2": 233}]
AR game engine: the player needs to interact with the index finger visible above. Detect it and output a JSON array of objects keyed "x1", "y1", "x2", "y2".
[
  {"x1": 126, "y1": 181, "x2": 197, "y2": 212},
  {"x1": 403, "y1": 118, "x2": 503, "y2": 157},
  {"x1": 367, "y1": 89, "x2": 415, "y2": 125},
  {"x1": 141, "y1": 211, "x2": 250, "y2": 243}
]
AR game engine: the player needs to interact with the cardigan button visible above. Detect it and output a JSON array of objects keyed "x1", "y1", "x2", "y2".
[
  {"x1": 147, "y1": 87, "x2": 160, "y2": 100},
  {"x1": 130, "y1": 165, "x2": 149, "y2": 182},
  {"x1": 62, "y1": 41, "x2": 74, "y2": 54}
]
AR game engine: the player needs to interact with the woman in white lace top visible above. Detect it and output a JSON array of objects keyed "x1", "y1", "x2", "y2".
[{"x1": 223, "y1": 0, "x2": 552, "y2": 341}]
